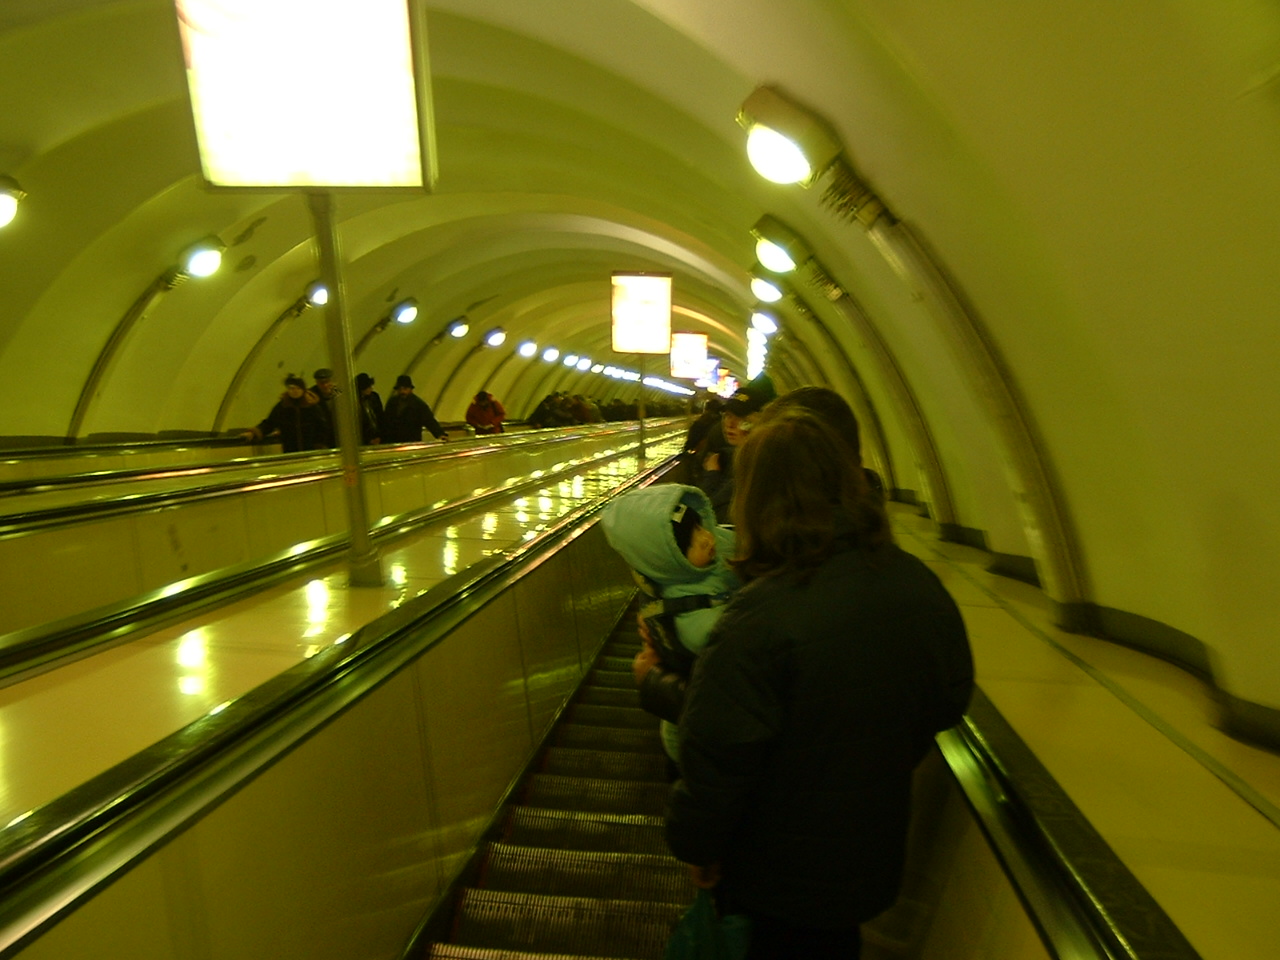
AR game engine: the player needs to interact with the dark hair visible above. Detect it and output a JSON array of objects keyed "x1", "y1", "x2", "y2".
[
  {"x1": 763, "y1": 387, "x2": 862, "y2": 463},
  {"x1": 671, "y1": 502, "x2": 703, "y2": 555},
  {"x1": 283, "y1": 374, "x2": 306, "y2": 389},
  {"x1": 731, "y1": 408, "x2": 890, "y2": 581}
]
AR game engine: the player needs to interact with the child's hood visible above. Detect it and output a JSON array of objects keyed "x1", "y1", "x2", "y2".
[{"x1": 600, "y1": 483, "x2": 727, "y2": 585}]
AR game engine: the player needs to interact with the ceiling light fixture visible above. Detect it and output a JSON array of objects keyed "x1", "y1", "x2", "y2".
[
  {"x1": 737, "y1": 86, "x2": 841, "y2": 187},
  {"x1": 0, "y1": 177, "x2": 26, "y2": 229}
]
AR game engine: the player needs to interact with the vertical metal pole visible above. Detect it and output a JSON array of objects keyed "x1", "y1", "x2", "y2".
[
  {"x1": 308, "y1": 191, "x2": 383, "y2": 587},
  {"x1": 636, "y1": 354, "x2": 647, "y2": 468}
]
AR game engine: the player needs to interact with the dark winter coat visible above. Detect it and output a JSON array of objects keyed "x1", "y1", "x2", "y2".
[
  {"x1": 665, "y1": 537, "x2": 974, "y2": 930},
  {"x1": 255, "y1": 391, "x2": 326, "y2": 453},
  {"x1": 382, "y1": 391, "x2": 445, "y2": 443},
  {"x1": 358, "y1": 390, "x2": 384, "y2": 444}
]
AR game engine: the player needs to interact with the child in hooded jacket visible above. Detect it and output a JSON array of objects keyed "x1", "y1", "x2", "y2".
[{"x1": 600, "y1": 483, "x2": 739, "y2": 765}]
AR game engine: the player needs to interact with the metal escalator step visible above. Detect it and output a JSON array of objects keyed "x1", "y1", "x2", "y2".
[
  {"x1": 428, "y1": 945, "x2": 643, "y2": 960},
  {"x1": 500, "y1": 808, "x2": 668, "y2": 855},
  {"x1": 481, "y1": 842, "x2": 695, "y2": 903},
  {"x1": 521, "y1": 774, "x2": 670, "y2": 816},
  {"x1": 577, "y1": 686, "x2": 642, "y2": 708},
  {"x1": 586, "y1": 668, "x2": 635, "y2": 689},
  {"x1": 597, "y1": 655, "x2": 636, "y2": 672},
  {"x1": 553, "y1": 723, "x2": 663, "y2": 754},
  {"x1": 541, "y1": 747, "x2": 669, "y2": 783},
  {"x1": 563, "y1": 704, "x2": 654, "y2": 730},
  {"x1": 452, "y1": 888, "x2": 684, "y2": 960}
]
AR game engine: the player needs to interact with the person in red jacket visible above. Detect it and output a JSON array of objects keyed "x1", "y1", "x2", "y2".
[{"x1": 466, "y1": 390, "x2": 506, "y2": 435}]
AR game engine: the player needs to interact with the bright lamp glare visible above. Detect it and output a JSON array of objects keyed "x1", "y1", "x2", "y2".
[
  {"x1": 746, "y1": 125, "x2": 812, "y2": 185},
  {"x1": 449, "y1": 320, "x2": 469, "y2": 338},
  {"x1": 393, "y1": 301, "x2": 418, "y2": 324},
  {"x1": 518, "y1": 341, "x2": 538, "y2": 358},
  {"x1": 563, "y1": 355, "x2": 579, "y2": 367},
  {"x1": 306, "y1": 283, "x2": 329, "y2": 307},
  {"x1": 756, "y1": 238, "x2": 796, "y2": 273},
  {"x1": 183, "y1": 244, "x2": 223, "y2": 278},
  {"x1": 591, "y1": 364, "x2": 605, "y2": 373},
  {"x1": 485, "y1": 329, "x2": 506, "y2": 347},
  {"x1": 751, "y1": 277, "x2": 783, "y2": 303},
  {"x1": 542, "y1": 348, "x2": 560, "y2": 363},
  {"x1": 576, "y1": 358, "x2": 591, "y2": 371},
  {"x1": 176, "y1": 0, "x2": 425, "y2": 188},
  {"x1": 751, "y1": 312, "x2": 779, "y2": 335},
  {"x1": 0, "y1": 194, "x2": 18, "y2": 229}
]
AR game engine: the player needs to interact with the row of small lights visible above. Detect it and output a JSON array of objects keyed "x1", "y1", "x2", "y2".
[{"x1": 514, "y1": 341, "x2": 694, "y2": 396}]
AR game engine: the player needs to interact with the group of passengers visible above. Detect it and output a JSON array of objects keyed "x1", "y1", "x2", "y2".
[
  {"x1": 525, "y1": 391, "x2": 687, "y2": 429},
  {"x1": 602, "y1": 377, "x2": 974, "y2": 960},
  {"x1": 244, "y1": 370, "x2": 497, "y2": 452}
]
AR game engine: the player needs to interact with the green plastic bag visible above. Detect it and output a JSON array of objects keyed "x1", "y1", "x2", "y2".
[{"x1": 664, "y1": 889, "x2": 751, "y2": 960}]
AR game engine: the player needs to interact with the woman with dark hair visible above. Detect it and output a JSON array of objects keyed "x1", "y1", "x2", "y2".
[{"x1": 665, "y1": 408, "x2": 973, "y2": 960}]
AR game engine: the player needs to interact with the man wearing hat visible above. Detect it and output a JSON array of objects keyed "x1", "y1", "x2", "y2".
[
  {"x1": 695, "y1": 373, "x2": 776, "y2": 523},
  {"x1": 355, "y1": 372, "x2": 383, "y2": 445},
  {"x1": 382, "y1": 374, "x2": 448, "y2": 444},
  {"x1": 310, "y1": 367, "x2": 338, "y2": 447}
]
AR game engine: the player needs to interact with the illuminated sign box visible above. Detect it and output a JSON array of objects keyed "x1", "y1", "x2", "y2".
[
  {"x1": 611, "y1": 273, "x2": 672, "y2": 354},
  {"x1": 670, "y1": 332, "x2": 709, "y2": 379},
  {"x1": 174, "y1": 0, "x2": 435, "y2": 188}
]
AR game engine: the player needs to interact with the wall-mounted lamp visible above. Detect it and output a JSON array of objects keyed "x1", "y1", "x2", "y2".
[
  {"x1": 750, "y1": 271, "x2": 785, "y2": 303},
  {"x1": 484, "y1": 328, "x2": 507, "y2": 347},
  {"x1": 738, "y1": 86, "x2": 841, "y2": 187},
  {"x1": 751, "y1": 311, "x2": 779, "y2": 335},
  {"x1": 751, "y1": 215, "x2": 807, "y2": 273},
  {"x1": 542, "y1": 347, "x2": 560, "y2": 363},
  {"x1": 447, "y1": 317, "x2": 468, "y2": 337},
  {"x1": 739, "y1": 89, "x2": 889, "y2": 227},
  {"x1": 576, "y1": 357, "x2": 592, "y2": 372},
  {"x1": 393, "y1": 299, "x2": 419, "y2": 324},
  {"x1": 305, "y1": 281, "x2": 329, "y2": 307},
  {"x1": 172, "y1": 236, "x2": 226, "y2": 284},
  {"x1": 563, "y1": 354, "x2": 580, "y2": 367},
  {"x1": 518, "y1": 340, "x2": 538, "y2": 358},
  {"x1": 0, "y1": 177, "x2": 26, "y2": 229}
]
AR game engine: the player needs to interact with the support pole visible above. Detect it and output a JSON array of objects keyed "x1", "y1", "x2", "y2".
[
  {"x1": 636, "y1": 355, "x2": 647, "y2": 468},
  {"x1": 308, "y1": 191, "x2": 383, "y2": 587}
]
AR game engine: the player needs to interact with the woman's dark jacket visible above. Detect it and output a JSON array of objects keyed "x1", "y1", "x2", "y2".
[
  {"x1": 256, "y1": 391, "x2": 326, "y2": 453},
  {"x1": 665, "y1": 539, "x2": 973, "y2": 929},
  {"x1": 358, "y1": 390, "x2": 384, "y2": 444}
]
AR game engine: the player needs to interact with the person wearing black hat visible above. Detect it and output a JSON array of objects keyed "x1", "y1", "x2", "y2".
[
  {"x1": 382, "y1": 374, "x2": 448, "y2": 443},
  {"x1": 695, "y1": 374, "x2": 777, "y2": 523},
  {"x1": 355, "y1": 372, "x2": 383, "y2": 445},
  {"x1": 241, "y1": 374, "x2": 327, "y2": 453},
  {"x1": 309, "y1": 367, "x2": 338, "y2": 447},
  {"x1": 466, "y1": 389, "x2": 507, "y2": 435}
]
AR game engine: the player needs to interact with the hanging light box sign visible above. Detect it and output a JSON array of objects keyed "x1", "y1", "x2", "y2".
[
  {"x1": 611, "y1": 272, "x2": 672, "y2": 354},
  {"x1": 669, "y1": 332, "x2": 709, "y2": 378},
  {"x1": 173, "y1": 0, "x2": 435, "y2": 189},
  {"x1": 694, "y1": 356, "x2": 721, "y2": 389}
]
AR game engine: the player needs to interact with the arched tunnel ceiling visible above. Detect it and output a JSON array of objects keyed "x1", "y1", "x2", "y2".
[{"x1": 5, "y1": 0, "x2": 1280, "y2": 711}]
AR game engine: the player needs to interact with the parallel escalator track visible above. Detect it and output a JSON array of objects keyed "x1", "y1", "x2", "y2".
[{"x1": 427, "y1": 622, "x2": 693, "y2": 960}]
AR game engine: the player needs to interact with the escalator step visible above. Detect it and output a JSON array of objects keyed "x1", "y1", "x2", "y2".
[
  {"x1": 563, "y1": 704, "x2": 655, "y2": 730},
  {"x1": 586, "y1": 668, "x2": 635, "y2": 689},
  {"x1": 452, "y1": 888, "x2": 683, "y2": 959},
  {"x1": 428, "y1": 946, "x2": 642, "y2": 960},
  {"x1": 577, "y1": 686, "x2": 642, "y2": 708},
  {"x1": 540, "y1": 747, "x2": 669, "y2": 783},
  {"x1": 521, "y1": 775, "x2": 670, "y2": 816},
  {"x1": 481, "y1": 843, "x2": 694, "y2": 903},
  {"x1": 598, "y1": 655, "x2": 635, "y2": 672},
  {"x1": 553, "y1": 724, "x2": 663, "y2": 754},
  {"x1": 500, "y1": 808, "x2": 668, "y2": 855}
]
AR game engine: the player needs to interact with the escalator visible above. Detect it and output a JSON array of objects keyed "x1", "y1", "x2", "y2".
[{"x1": 421, "y1": 616, "x2": 691, "y2": 959}]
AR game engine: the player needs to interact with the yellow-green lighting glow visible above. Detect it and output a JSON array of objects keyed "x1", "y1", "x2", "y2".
[
  {"x1": 755, "y1": 237, "x2": 796, "y2": 273},
  {"x1": 175, "y1": 0, "x2": 426, "y2": 188},
  {"x1": 751, "y1": 276, "x2": 783, "y2": 302}
]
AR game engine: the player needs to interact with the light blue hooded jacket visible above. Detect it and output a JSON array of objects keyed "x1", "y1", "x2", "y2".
[{"x1": 601, "y1": 483, "x2": 739, "y2": 762}]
